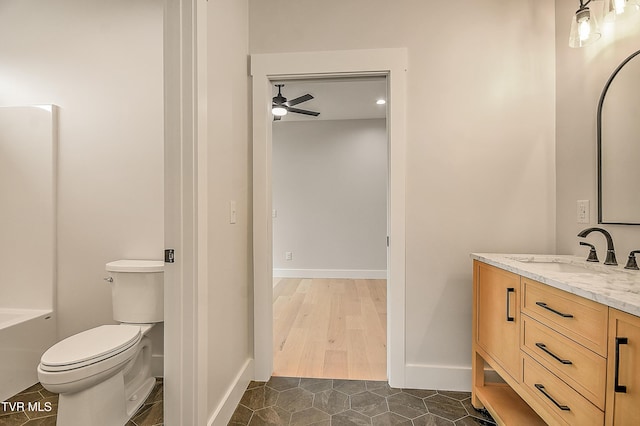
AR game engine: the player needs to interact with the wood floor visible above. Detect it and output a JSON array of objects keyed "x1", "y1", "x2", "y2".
[{"x1": 272, "y1": 277, "x2": 387, "y2": 381}]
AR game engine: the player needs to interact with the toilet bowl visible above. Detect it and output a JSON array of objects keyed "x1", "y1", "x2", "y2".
[
  {"x1": 38, "y1": 324, "x2": 155, "y2": 426},
  {"x1": 37, "y1": 260, "x2": 163, "y2": 426}
]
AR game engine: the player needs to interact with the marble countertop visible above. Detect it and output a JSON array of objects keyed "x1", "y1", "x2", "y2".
[{"x1": 471, "y1": 253, "x2": 640, "y2": 318}]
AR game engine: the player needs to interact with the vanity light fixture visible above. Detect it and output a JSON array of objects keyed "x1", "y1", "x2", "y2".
[
  {"x1": 569, "y1": 0, "x2": 601, "y2": 48},
  {"x1": 606, "y1": 0, "x2": 640, "y2": 21}
]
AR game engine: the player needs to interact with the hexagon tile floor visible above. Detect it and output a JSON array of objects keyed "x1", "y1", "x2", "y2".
[
  {"x1": 229, "y1": 377, "x2": 496, "y2": 426},
  {"x1": 0, "y1": 379, "x2": 163, "y2": 426}
]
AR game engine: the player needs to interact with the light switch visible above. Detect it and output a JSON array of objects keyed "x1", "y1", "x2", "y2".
[{"x1": 272, "y1": 209, "x2": 277, "y2": 218}]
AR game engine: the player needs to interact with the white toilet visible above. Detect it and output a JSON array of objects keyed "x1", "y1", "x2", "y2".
[{"x1": 37, "y1": 260, "x2": 164, "y2": 426}]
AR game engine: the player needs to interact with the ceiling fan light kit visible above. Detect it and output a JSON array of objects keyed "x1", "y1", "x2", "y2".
[
  {"x1": 271, "y1": 84, "x2": 320, "y2": 121},
  {"x1": 272, "y1": 106, "x2": 287, "y2": 116}
]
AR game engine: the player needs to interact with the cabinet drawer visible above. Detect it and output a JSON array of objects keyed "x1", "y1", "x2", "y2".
[
  {"x1": 522, "y1": 353, "x2": 604, "y2": 426},
  {"x1": 521, "y1": 278, "x2": 608, "y2": 356},
  {"x1": 522, "y1": 315, "x2": 606, "y2": 409}
]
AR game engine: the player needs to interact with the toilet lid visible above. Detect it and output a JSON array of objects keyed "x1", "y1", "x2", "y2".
[{"x1": 40, "y1": 325, "x2": 141, "y2": 370}]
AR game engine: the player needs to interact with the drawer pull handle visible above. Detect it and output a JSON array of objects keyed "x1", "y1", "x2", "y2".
[
  {"x1": 534, "y1": 384, "x2": 570, "y2": 411},
  {"x1": 535, "y1": 343, "x2": 573, "y2": 365},
  {"x1": 535, "y1": 301, "x2": 574, "y2": 318},
  {"x1": 615, "y1": 337, "x2": 628, "y2": 393},
  {"x1": 506, "y1": 288, "x2": 515, "y2": 322}
]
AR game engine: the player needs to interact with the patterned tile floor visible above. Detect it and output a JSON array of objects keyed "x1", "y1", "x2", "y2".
[
  {"x1": 0, "y1": 379, "x2": 163, "y2": 426},
  {"x1": 229, "y1": 377, "x2": 496, "y2": 426},
  {"x1": 3, "y1": 377, "x2": 496, "y2": 425}
]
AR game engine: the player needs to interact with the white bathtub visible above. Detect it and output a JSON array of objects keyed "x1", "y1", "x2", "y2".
[{"x1": 0, "y1": 309, "x2": 56, "y2": 402}]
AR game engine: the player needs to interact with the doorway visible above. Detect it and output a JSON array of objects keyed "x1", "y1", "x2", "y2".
[
  {"x1": 251, "y1": 48, "x2": 408, "y2": 388},
  {"x1": 271, "y1": 77, "x2": 388, "y2": 380}
]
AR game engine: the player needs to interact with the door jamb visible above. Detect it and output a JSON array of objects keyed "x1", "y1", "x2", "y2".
[{"x1": 250, "y1": 48, "x2": 407, "y2": 387}]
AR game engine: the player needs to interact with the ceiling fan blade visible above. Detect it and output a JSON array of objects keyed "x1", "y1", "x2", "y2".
[
  {"x1": 287, "y1": 107, "x2": 320, "y2": 117},
  {"x1": 286, "y1": 94, "x2": 313, "y2": 107}
]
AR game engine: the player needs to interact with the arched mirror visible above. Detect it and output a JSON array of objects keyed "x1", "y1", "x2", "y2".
[{"x1": 598, "y1": 49, "x2": 640, "y2": 225}]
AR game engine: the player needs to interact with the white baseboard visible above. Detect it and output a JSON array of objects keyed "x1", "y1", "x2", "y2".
[
  {"x1": 403, "y1": 364, "x2": 471, "y2": 392},
  {"x1": 273, "y1": 268, "x2": 387, "y2": 279},
  {"x1": 208, "y1": 358, "x2": 253, "y2": 426}
]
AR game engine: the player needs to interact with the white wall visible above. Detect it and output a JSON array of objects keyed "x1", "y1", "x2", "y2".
[
  {"x1": 0, "y1": 0, "x2": 164, "y2": 364},
  {"x1": 250, "y1": 0, "x2": 556, "y2": 387},
  {"x1": 0, "y1": 106, "x2": 56, "y2": 311},
  {"x1": 206, "y1": 0, "x2": 253, "y2": 423},
  {"x1": 556, "y1": 2, "x2": 640, "y2": 257},
  {"x1": 272, "y1": 119, "x2": 387, "y2": 278}
]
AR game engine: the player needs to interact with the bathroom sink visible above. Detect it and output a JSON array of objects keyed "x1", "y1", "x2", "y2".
[
  {"x1": 508, "y1": 256, "x2": 608, "y2": 274},
  {"x1": 521, "y1": 262, "x2": 601, "y2": 274}
]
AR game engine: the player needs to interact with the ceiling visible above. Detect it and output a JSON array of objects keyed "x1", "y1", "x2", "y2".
[{"x1": 271, "y1": 76, "x2": 387, "y2": 122}]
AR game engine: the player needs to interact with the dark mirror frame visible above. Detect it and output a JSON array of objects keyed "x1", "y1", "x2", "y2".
[{"x1": 597, "y1": 49, "x2": 640, "y2": 225}]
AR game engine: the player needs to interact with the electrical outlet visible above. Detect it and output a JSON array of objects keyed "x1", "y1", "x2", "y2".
[
  {"x1": 577, "y1": 200, "x2": 590, "y2": 224},
  {"x1": 285, "y1": 251, "x2": 292, "y2": 261}
]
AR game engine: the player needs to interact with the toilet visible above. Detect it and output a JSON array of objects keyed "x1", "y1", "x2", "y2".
[{"x1": 37, "y1": 260, "x2": 164, "y2": 426}]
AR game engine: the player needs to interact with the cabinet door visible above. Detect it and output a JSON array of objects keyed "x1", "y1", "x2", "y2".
[
  {"x1": 474, "y1": 261, "x2": 521, "y2": 381},
  {"x1": 606, "y1": 308, "x2": 640, "y2": 426}
]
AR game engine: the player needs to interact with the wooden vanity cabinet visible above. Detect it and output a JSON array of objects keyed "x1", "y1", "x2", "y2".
[
  {"x1": 472, "y1": 261, "x2": 546, "y2": 424},
  {"x1": 521, "y1": 278, "x2": 608, "y2": 418},
  {"x1": 473, "y1": 258, "x2": 640, "y2": 425},
  {"x1": 474, "y1": 261, "x2": 521, "y2": 381},
  {"x1": 606, "y1": 309, "x2": 640, "y2": 426}
]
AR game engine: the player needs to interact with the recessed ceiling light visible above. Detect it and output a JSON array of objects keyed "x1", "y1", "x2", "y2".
[{"x1": 376, "y1": 99, "x2": 386, "y2": 105}]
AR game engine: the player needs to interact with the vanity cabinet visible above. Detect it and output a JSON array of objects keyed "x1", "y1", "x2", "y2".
[
  {"x1": 472, "y1": 259, "x2": 640, "y2": 425},
  {"x1": 472, "y1": 261, "x2": 546, "y2": 424},
  {"x1": 474, "y1": 262, "x2": 521, "y2": 381},
  {"x1": 520, "y1": 279, "x2": 606, "y2": 425},
  {"x1": 606, "y1": 309, "x2": 640, "y2": 426},
  {"x1": 521, "y1": 278, "x2": 608, "y2": 357}
]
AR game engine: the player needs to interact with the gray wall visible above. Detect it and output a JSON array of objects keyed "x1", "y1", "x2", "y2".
[
  {"x1": 273, "y1": 119, "x2": 387, "y2": 278},
  {"x1": 556, "y1": 1, "x2": 640, "y2": 257},
  {"x1": 0, "y1": 0, "x2": 164, "y2": 370},
  {"x1": 250, "y1": 0, "x2": 556, "y2": 380},
  {"x1": 206, "y1": 0, "x2": 253, "y2": 418}
]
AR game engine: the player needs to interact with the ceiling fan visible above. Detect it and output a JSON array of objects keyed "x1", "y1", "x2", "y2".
[{"x1": 272, "y1": 84, "x2": 320, "y2": 121}]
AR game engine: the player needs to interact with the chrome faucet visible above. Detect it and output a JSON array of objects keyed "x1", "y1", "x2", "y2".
[{"x1": 577, "y1": 227, "x2": 617, "y2": 266}]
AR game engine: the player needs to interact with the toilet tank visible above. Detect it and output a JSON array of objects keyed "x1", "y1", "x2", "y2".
[{"x1": 106, "y1": 260, "x2": 164, "y2": 324}]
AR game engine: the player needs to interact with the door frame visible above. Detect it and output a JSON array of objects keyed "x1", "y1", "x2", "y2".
[
  {"x1": 251, "y1": 48, "x2": 408, "y2": 387},
  {"x1": 163, "y1": 0, "x2": 208, "y2": 424}
]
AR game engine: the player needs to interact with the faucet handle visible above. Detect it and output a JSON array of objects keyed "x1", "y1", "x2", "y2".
[
  {"x1": 579, "y1": 242, "x2": 599, "y2": 262},
  {"x1": 624, "y1": 250, "x2": 640, "y2": 270}
]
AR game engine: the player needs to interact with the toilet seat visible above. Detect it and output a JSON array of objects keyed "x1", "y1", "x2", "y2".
[{"x1": 40, "y1": 325, "x2": 141, "y2": 372}]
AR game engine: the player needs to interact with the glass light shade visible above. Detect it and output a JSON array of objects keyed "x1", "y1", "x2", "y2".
[
  {"x1": 605, "y1": 0, "x2": 640, "y2": 21},
  {"x1": 272, "y1": 106, "x2": 288, "y2": 116},
  {"x1": 569, "y1": 7, "x2": 601, "y2": 48}
]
